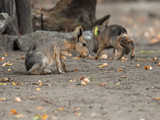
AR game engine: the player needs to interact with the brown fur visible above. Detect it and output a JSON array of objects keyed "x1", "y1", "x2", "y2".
[
  {"x1": 25, "y1": 26, "x2": 90, "y2": 75},
  {"x1": 93, "y1": 24, "x2": 135, "y2": 60}
]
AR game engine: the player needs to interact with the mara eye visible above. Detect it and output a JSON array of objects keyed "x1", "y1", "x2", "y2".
[{"x1": 82, "y1": 43, "x2": 86, "y2": 47}]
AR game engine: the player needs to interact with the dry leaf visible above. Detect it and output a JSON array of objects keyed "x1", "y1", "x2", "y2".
[
  {"x1": 38, "y1": 80, "x2": 43, "y2": 86},
  {"x1": 73, "y1": 68, "x2": 78, "y2": 72},
  {"x1": 57, "y1": 107, "x2": 64, "y2": 111},
  {"x1": 99, "y1": 82, "x2": 107, "y2": 87},
  {"x1": 10, "y1": 109, "x2": 18, "y2": 115},
  {"x1": 36, "y1": 106, "x2": 44, "y2": 110},
  {"x1": 97, "y1": 63, "x2": 108, "y2": 68},
  {"x1": 150, "y1": 38, "x2": 160, "y2": 44},
  {"x1": 41, "y1": 114, "x2": 48, "y2": 120},
  {"x1": 121, "y1": 56, "x2": 128, "y2": 62},
  {"x1": 16, "y1": 114, "x2": 24, "y2": 118},
  {"x1": 144, "y1": 65, "x2": 152, "y2": 70},
  {"x1": 99, "y1": 54, "x2": 108, "y2": 59},
  {"x1": 73, "y1": 56, "x2": 81, "y2": 60},
  {"x1": 33, "y1": 115, "x2": 41, "y2": 120},
  {"x1": 74, "y1": 112, "x2": 81, "y2": 116},
  {"x1": 20, "y1": 56, "x2": 25, "y2": 60},
  {"x1": 36, "y1": 88, "x2": 41, "y2": 91},
  {"x1": 0, "y1": 77, "x2": 9, "y2": 82},
  {"x1": 80, "y1": 77, "x2": 90, "y2": 86},
  {"x1": 15, "y1": 97, "x2": 22, "y2": 102},
  {"x1": 12, "y1": 82, "x2": 17, "y2": 86},
  {"x1": 157, "y1": 62, "x2": 160, "y2": 66},
  {"x1": 2, "y1": 62, "x2": 13, "y2": 67},
  {"x1": 0, "y1": 57, "x2": 5, "y2": 61},
  {"x1": 153, "y1": 97, "x2": 160, "y2": 101},
  {"x1": 0, "y1": 97, "x2": 6, "y2": 101},
  {"x1": 117, "y1": 68, "x2": 123, "y2": 72},
  {"x1": 0, "y1": 82, "x2": 7, "y2": 85},
  {"x1": 8, "y1": 68, "x2": 12, "y2": 72},
  {"x1": 136, "y1": 64, "x2": 140, "y2": 68}
]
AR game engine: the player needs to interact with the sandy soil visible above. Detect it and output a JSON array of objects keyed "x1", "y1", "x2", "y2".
[{"x1": 1, "y1": 2, "x2": 160, "y2": 120}]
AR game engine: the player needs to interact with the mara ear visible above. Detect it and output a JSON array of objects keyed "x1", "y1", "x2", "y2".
[
  {"x1": 93, "y1": 26, "x2": 100, "y2": 36},
  {"x1": 73, "y1": 25, "x2": 84, "y2": 42}
]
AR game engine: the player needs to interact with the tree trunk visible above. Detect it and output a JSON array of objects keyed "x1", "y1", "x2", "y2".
[
  {"x1": 0, "y1": 0, "x2": 32, "y2": 35},
  {"x1": 15, "y1": 0, "x2": 33, "y2": 34}
]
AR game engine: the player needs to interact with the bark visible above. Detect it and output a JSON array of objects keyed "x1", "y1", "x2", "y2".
[{"x1": 15, "y1": 0, "x2": 33, "y2": 34}]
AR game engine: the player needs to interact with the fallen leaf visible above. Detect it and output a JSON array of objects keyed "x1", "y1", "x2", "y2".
[
  {"x1": 15, "y1": 114, "x2": 24, "y2": 118},
  {"x1": 97, "y1": 63, "x2": 108, "y2": 68},
  {"x1": 136, "y1": 64, "x2": 140, "y2": 68},
  {"x1": 2, "y1": 62, "x2": 13, "y2": 67},
  {"x1": 8, "y1": 68, "x2": 12, "y2": 72},
  {"x1": 157, "y1": 62, "x2": 160, "y2": 66},
  {"x1": 0, "y1": 77, "x2": 9, "y2": 82},
  {"x1": 38, "y1": 80, "x2": 43, "y2": 86},
  {"x1": 117, "y1": 68, "x2": 123, "y2": 72},
  {"x1": 144, "y1": 65, "x2": 152, "y2": 70},
  {"x1": 153, "y1": 97, "x2": 160, "y2": 101},
  {"x1": 74, "y1": 112, "x2": 81, "y2": 116},
  {"x1": 99, "y1": 54, "x2": 108, "y2": 59},
  {"x1": 36, "y1": 88, "x2": 41, "y2": 91},
  {"x1": 20, "y1": 56, "x2": 25, "y2": 60},
  {"x1": 41, "y1": 114, "x2": 48, "y2": 120},
  {"x1": 10, "y1": 109, "x2": 18, "y2": 115},
  {"x1": 15, "y1": 97, "x2": 22, "y2": 102},
  {"x1": 73, "y1": 56, "x2": 81, "y2": 60},
  {"x1": 150, "y1": 38, "x2": 160, "y2": 44},
  {"x1": 33, "y1": 115, "x2": 41, "y2": 120},
  {"x1": 115, "y1": 82, "x2": 121, "y2": 86},
  {"x1": 0, "y1": 57, "x2": 5, "y2": 61},
  {"x1": 73, "y1": 68, "x2": 78, "y2": 72},
  {"x1": 121, "y1": 57, "x2": 128, "y2": 62},
  {"x1": 0, "y1": 82, "x2": 7, "y2": 85},
  {"x1": 12, "y1": 82, "x2": 17, "y2": 86},
  {"x1": 36, "y1": 106, "x2": 44, "y2": 110},
  {"x1": 57, "y1": 107, "x2": 65, "y2": 111},
  {"x1": 0, "y1": 97, "x2": 6, "y2": 101},
  {"x1": 80, "y1": 77, "x2": 90, "y2": 86},
  {"x1": 99, "y1": 82, "x2": 107, "y2": 87}
]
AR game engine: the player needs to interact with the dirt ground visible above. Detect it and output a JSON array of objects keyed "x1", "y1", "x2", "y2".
[{"x1": 1, "y1": 2, "x2": 160, "y2": 120}]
